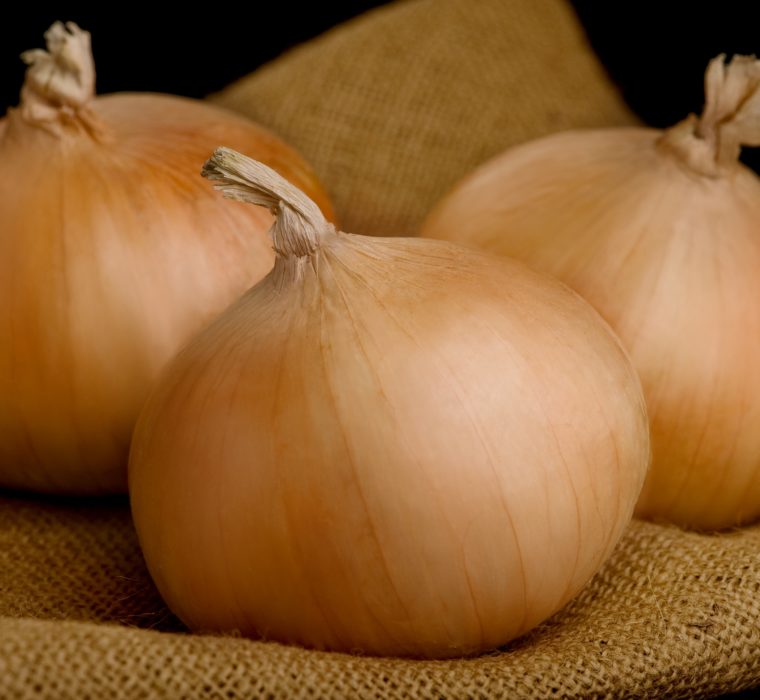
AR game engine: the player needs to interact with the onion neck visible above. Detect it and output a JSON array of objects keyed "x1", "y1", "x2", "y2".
[
  {"x1": 202, "y1": 147, "x2": 336, "y2": 260},
  {"x1": 657, "y1": 54, "x2": 760, "y2": 178},
  {"x1": 18, "y1": 21, "x2": 100, "y2": 137}
]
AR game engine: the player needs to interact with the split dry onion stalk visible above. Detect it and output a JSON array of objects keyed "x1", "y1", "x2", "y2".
[
  {"x1": 128, "y1": 147, "x2": 650, "y2": 659},
  {"x1": 422, "y1": 54, "x2": 760, "y2": 531},
  {"x1": 0, "y1": 22, "x2": 333, "y2": 494}
]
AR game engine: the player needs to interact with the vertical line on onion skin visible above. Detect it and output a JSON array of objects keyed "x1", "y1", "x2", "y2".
[
  {"x1": 329, "y1": 253, "x2": 519, "y2": 648},
  {"x1": 212, "y1": 337, "x2": 262, "y2": 637},
  {"x1": 514, "y1": 364, "x2": 583, "y2": 612},
  {"x1": 734, "y1": 355, "x2": 760, "y2": 521},
  {"x1": 678, "y1": 224, "x2": 746, "y2": 525},
  {"x1": 316, "y1": 253, "x2": 415, "y2": 652},
  {"x1": 157, "y1": 333, "x2": 239, "y2": 631},
  {"x1": 44, "y1": 137, "x2": 71, "y2": 492},
  {"x1": 583, "y1": 375, "x2": 641, "y2": 586},
  {"x1": 270, "y1": 281, "x2": 348, "y2": 650},
  {"x1": 489, "y1": 298, "x2": 587, "y2": 620},
  {"x1": 329, "y1": 249, "x2": 495, "y2": 646}
]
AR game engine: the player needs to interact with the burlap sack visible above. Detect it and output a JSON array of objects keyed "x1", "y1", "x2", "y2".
[
  {"x1": 3, "y1": 1, "x2": 760, "y2": 698},
  {"x1": 211, "y1": 0, "x2": 638, "y2": 237},
  {"x1": 2, "y1": 495, "x2": 759, "y2": 698}
]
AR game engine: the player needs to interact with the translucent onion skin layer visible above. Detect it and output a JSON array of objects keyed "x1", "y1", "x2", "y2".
[
  {"x1": 0, "y1": 95, "x2": 333, "y2": 494},
  {"x1": 422, "y1": 127, "x2": 760, "y2": 530},
  {"x1": 130, "y1": 181, "x2": 649, "y2": 659}
]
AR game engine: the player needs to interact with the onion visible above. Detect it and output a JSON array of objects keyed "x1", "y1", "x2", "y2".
[
  {"x1": 421, "y1": 54, "x2": 760, "y2": 530},
  {"x1": 128, "y1": 147, "x2": 650, "y2": 659},
  {"x1": 0, "y1": 22, "x2": 333, "y2": 494}
]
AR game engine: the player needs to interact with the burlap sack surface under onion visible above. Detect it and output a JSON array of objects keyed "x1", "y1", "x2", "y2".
[
  {"x1": 2, "y1": 496, "x2": 760, "y2": 699},
  {"x1": 2, "y1": 0, "x2": 760, "y2": 698}
]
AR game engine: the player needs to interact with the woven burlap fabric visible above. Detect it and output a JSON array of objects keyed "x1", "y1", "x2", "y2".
[
  {"x1": 2, "y1": 495, "x2": 760, "y2": 699},
  {"x1": 211, "y1": 0, "x2": 638, "y2": 238}
]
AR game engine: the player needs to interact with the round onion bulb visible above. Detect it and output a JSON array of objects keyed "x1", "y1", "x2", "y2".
[
  {"x1": 0, "y1": 22, "x2": 334, "y2": 494},
  {"x1": 128, "y1": 147, "x2": 650, "y2": 659},
  {"x1": 421, "y1": 54, "x2": 760, "y2": 530}
]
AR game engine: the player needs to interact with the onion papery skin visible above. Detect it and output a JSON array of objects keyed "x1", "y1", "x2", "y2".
[
  {"x1": 421, "y1": 127, "x2": 760, "y2": 530},
  {"x1": 130, "y1": 210, "x2": 649, "y2": 658},
  {"x1": 0, "y1": 94, "x2": 334, "y2": 494}
]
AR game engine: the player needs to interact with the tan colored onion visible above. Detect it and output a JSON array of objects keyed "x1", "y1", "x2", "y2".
[
  {"x1": 0, "y1": 22, "x2": 333, "y2": 494},
  {"x1": 129, "y1": 147, "x2": 649, "y2": 659},
  {"x1": 421, "y1": 54, "x2": 760, "y2": 530}
]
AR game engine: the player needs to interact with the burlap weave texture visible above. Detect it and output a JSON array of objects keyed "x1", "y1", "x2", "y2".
[{"x1": 1, "y1": 496, "x2": 759, "y2": 698}]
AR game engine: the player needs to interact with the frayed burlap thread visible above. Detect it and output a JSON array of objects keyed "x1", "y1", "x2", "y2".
[
  {"x1": 211, "y1": 0, "x2": 638, "y2": 238},
  {"x1": 1, "y1": 495, "x2": 759, "y2": 699}
]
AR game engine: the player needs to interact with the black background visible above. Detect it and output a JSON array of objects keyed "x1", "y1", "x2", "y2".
[
  {"x1": 0, "y1": 4, "x2": 390, "y2": 107},
  {"x1": 3, "y1": 1, "x2": 760, "y2": 147}
]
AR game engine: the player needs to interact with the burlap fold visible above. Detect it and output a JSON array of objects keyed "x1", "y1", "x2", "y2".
[
  {"x1": 211, "y1": 0, "x2": 638, "y2": 237},
  {"x1": 1, "y1": 496, "x2": 759, "y2": 698}
]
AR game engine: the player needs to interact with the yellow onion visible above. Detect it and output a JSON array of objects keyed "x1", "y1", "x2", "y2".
[
  {"x1": 0, "y1": 22, "x2": 333, "y2": 494},
  {"x1": 421, "y1": 54, "x2": 760, "y2": 530},
  {"x1": 129, "y1": 148, "x2": 649, "y2": 659}
]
